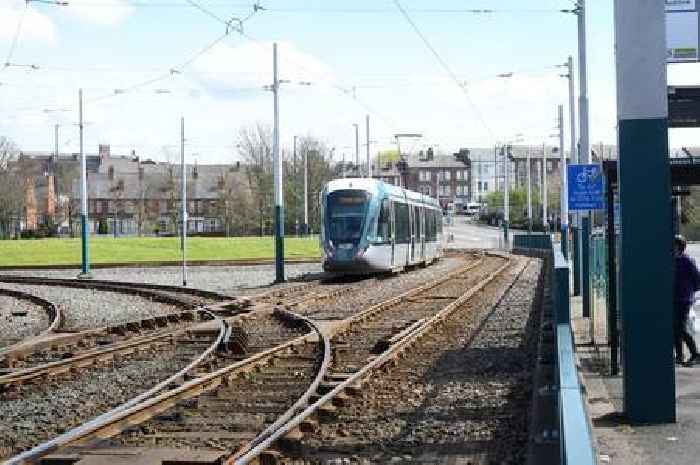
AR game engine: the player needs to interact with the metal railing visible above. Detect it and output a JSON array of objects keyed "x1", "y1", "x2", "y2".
[
  {"x1": 552, "y1": 248, "x2": 596, "y2": 465},
  {"x1": 513, "y1": 232, "x2": 553, "y2": 251}
]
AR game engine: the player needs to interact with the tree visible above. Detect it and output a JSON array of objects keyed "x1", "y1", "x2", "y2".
[
  {"x1": 237, "y1": 124, "x2": 274, "y2": 236},
  {"x1": 53, "y1": 162, "x2": 80, "y2": 237},
  {"x1": 0, "y1": 137, "x2": 24, "y2": 239},
  {"x1": 215, "y1": 167, "x2": 253, "y2": 236}
]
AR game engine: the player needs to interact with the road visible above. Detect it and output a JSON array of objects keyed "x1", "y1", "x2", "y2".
[{"x1": 443, "y1": 216, "x2": 510, "y2": 250}]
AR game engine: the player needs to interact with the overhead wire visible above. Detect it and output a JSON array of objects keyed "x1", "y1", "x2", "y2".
[
  {"x1": 2, "y1": 3, "x2": 29, "y2": 73},
  {"x1": 391, "y1": 0, "x2": 496, "y2": 142}
]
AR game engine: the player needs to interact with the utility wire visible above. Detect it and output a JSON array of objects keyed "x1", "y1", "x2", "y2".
[
  {"x1": 391, "y1": 0, "x2": 496, "y2": 141},
  {"x1": 2, "y1": 4, "x2": 29, "y2": 73}
]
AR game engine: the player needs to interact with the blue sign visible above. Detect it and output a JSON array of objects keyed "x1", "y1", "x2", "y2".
[{"x1": 568, "y1": 164, "x2": 604, "y2": 210}]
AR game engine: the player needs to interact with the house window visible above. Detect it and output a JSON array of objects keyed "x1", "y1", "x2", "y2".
[
  {"x1": 439, "y1": 170, "x2": 451, "y2": 182},
  {"x1": 439, "y1": 184, "x2": 450, "y2": 197},
  {"x1": 483, "y1": 181, "x2": 488, "y2": 191},
  {"x1": 456, "y1": 185, "x2": 467, "y2": 197},
  {"x1": 420, "y1": 185, "x2": 431, "y2": 196},
  {"x1": 419, "y1": 170, "x2": 430, "y2": 182}
]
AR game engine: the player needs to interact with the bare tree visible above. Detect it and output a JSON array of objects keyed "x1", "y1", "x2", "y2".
[
  {"x1": 0, "y1": 137, "x2": 24, "y2": 239},
  {"x1": 216, "y1": 167, "x2": 252, "y2": 236},
  {"x1": 53, "y1": 162, "x2": 80, "y2": 237},
  {"x1": 237, "y1": 124, "x2": 273, "y2": 236}
]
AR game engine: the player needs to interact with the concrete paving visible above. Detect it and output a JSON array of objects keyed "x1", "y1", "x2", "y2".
[
  {"x1": 443, "y1": 216, "x2": 511, "y2": 250},
  {"x1": 574, "y1": 293, "x2": 700, "y2": 465}
]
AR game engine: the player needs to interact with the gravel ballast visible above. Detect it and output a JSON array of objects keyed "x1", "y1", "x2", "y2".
[
  {"x1": 0, "y1": 284, "x2": 181, "y2": 331},
  {"x1": 0, "y1": 295, "x2": 50, "y2": 349},
  {"x1": 2, "y1": 263, "x2": 322, "y2": 295}
]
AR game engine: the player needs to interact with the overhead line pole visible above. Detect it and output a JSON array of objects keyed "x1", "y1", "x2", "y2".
[
  {"x1": 543, "y1": 142, "x2": 548, "y2": 231},
  {"x1": 303, "y1": 145, "x2": 308, "y2": 236},
  {"x1": 366, "y1": 115, "x2": 371, "y2": 178},
  {"x1": 181, "y1": 116, "x2": 187, "y2": 287},
  {"x1": 272, "y1": 42, "x2": 285, "y2": 283},
  {"x1": 354, "y1": 123, "x2": 359, "y2": 173},
  {"x1": 527, "y1": 148, "x2": 532, "y2": 233},
  {"x1": 559, "y1": 104, "x2": 568, "y2": 258},
  {"x1": 578, "y1": 0, "x2": 591, "y2": 313},
  {"x1": 78, "y1": 88, "x2": 90, "y2": 279}
]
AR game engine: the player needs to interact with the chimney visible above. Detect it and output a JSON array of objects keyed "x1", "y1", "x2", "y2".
[
  {"x1": 131, "y1": 149, "x2": 139, "y2": 162},
  {"x1": 194, "y1": 159, "x2": 199, "y2": 179},
  {"x1": 108, "y1": 165, "x2": 115, "y2": 180},
  {"x1": 99, "y1": 144, "x2": 110, "y2": 161}
]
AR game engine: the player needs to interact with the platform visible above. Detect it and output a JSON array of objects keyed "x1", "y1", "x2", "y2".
[{"x1": 574, "y1": 295, "x2": 700, "y2": 465}]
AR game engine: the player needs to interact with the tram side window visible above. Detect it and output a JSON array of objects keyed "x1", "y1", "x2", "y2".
[
  {"x1": 427, "y1": 209, "x2": 435, "y2": 241},
  {"x1": 375, "y1": 199, "x2": 392, "y2": 242},
  {"x1": 395, "y1": 202, "x2": 410, "y2": 244},
  {"x1": 437, "y1": 210, "x2": 443, "y2": 234}
]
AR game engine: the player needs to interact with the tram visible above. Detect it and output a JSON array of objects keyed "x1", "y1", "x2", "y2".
[{"x1": 320, "y1": 178, "x2": 443, "y2": 274}]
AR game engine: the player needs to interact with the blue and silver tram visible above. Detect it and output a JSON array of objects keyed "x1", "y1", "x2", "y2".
[{"x1": 320, "y1": 178, "x2": 444, "y2": 274}]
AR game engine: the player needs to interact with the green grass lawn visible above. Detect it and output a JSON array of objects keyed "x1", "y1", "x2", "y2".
[{"x1": 0, "y1": 236, "x2": 321, "y2": 267}]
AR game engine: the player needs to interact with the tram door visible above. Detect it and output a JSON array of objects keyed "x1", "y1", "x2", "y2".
[
  {"x1": 408, "y1": 205, "x2": 416, "y2": 262},
  {"x1": 419, "y1": 207, "x2": 425, "y2": 261}
]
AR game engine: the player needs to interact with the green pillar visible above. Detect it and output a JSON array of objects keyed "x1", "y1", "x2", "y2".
[
  {"x1": 275, "y1": 205, "x2": 285, "y2": 283},
  {"x1": 582, "y1": 217, "x2": 591, "y2": 318},
  {"x1": 572, "y1": 225, "x2": 581, "y2": 296},
  {"x1": 616, "y1": 0, "x2": 675, "y2": 423},
  {"x1": 80, "y1": 213, "x2": 90, "y2": 276}
]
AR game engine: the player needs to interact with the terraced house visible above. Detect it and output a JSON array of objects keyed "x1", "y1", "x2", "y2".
[{"x1": 16, "y1": 145, "x2": 246, "y2": 236}]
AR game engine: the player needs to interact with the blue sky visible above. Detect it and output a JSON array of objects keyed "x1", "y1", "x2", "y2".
[{"x1": 0, "y1": 0, "x2": 696, "y2": 163}]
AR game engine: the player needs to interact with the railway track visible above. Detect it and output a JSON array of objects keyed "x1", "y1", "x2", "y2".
[
  {"x1": 2, "y1": 251, "x2": 512, "y2": 465},
  {"x1": 0, "y1": 288, "x2": 61, "y2": 351}
]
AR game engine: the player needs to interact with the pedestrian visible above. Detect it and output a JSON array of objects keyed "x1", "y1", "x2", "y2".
[{"x1": 673, "y1": 235, "x2": 700, "y2": 365}]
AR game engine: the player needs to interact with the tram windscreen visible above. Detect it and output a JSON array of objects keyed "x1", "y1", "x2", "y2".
[{"x1": 326, "y1": 191, "x2": 369, "y2": 245}]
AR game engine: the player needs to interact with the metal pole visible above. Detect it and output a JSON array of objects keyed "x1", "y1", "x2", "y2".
[
  {"x1": 78, "y1": 89, "x2": 90, "y2": 278},
  {"x1": 543, "y1": 143, "x2": 548, "y2": 231},
  {"x1": 503, "y1": 145, "x2": 509, "y2": 245},
  {"x1": 527, "y1": 149, "x2": 532, "y2": 233},
  {"x1": 54, "y1": 124, "x2": 59, "y2": 158},
  {"x1": 293, "y1": 135, "x2": 299, "y2": 234},
  {"x1": 578, "y1": 0, "x2": 591, "y2": 310},
  {"x1": 303, "y1": 146, "x2": 308, "y2": 235},
  {"x1": 366, "y1": 114, "x2": 371, "y2": 178},
  {"x1": 578, "y1": 1, "x2": 590, "y2": 166},
  {"x1": 181, "y1": 117, "x2": 187, "y2": 287},
  {"x1": 272, "y1": 42, "x2": 285, "y2": 283},
  {"x1": 559, "y1": 104, "x2": 568, "y2": 258},
  {"x1": 354, "y1": 123, "x2": 359, "y2": 172},
  {"x1": 568, "y1": 55, "x2": 582, "y2": 296}
]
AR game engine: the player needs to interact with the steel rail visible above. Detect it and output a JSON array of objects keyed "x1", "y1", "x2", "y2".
[
  {"x1": 0, "y1": 275, "x2": 235, "y2": 302},
  {"x1": 234, "y1": 309, "x2": 332, "y2": 457},
  {"x1": 0, "y1": 308, "x2": 209, "y2": 367},
  {"x1": 0, "y1": 288, "x2": 62, "y2": 353},
  {"x1": 233, "y1": 255, "x2": 516, "y2": 465},
  {"x1": 3, "y1": 311, "x2": 319, "y2": 465},
  {"x1": 4, "y1": 309, "x2": 228, "y2": 465},
  {"x1": 0, "y1": 308, "x2": 214, "y2": 386}
]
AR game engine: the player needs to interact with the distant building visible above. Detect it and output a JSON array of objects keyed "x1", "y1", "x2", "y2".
[{"x1": 15, "y1": 145, "x2": 246, "y2": 236}]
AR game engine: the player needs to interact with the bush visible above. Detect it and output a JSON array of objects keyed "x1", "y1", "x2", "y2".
[{"x1": 97, "y1": 218, "x2": 109, "y2": 235}]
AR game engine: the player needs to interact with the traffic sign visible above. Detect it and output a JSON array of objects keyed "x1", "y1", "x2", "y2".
[{"x1": 568, "y1": 164, "x2": 604, "y2": 210}]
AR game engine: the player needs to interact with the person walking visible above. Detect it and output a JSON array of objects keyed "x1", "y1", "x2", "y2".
[{"x1": 673, "y1": 235, "x2": 700, "y2": 365}]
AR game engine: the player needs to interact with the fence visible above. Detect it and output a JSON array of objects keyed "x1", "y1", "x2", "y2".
[{"x1": 552, "y1": 248, "x2": 596, "y2": 465}]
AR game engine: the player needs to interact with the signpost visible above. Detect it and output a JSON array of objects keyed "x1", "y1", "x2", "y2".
[
  {"x1": 666, "y1": 0, "x2": 700, "y2": 62},
  {"x1": 568, "y1": 164, "x2": 604, "y2": 211}
]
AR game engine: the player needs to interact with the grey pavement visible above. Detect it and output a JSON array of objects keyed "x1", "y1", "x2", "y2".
[{"x1": 443, "y1": 216, "x2": 511, "y2": 250}]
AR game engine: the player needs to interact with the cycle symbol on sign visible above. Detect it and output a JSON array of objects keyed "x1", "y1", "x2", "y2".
[{"x1": 575, "y1": 166, "x2": 600, "y2": 186}]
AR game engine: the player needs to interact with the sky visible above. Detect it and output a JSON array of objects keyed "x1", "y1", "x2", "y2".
[{"x1": 0, "y1": 0, "x2": 698, "y2": 164}]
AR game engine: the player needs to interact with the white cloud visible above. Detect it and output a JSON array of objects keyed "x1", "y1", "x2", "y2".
[
  {"x1": 63, "y1": 0, "x2": 134, "y2": 26},
  {"x1": 0, "y1": 2, "x2": 57, "y2": 46},
  {"x1": 191, "y1": 40, "x2": 337, "y2": 95}
]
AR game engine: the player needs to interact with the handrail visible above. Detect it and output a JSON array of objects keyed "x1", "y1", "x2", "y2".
[{"x1": 552, "y1": 246, "x2": 596, "y2": 465}]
